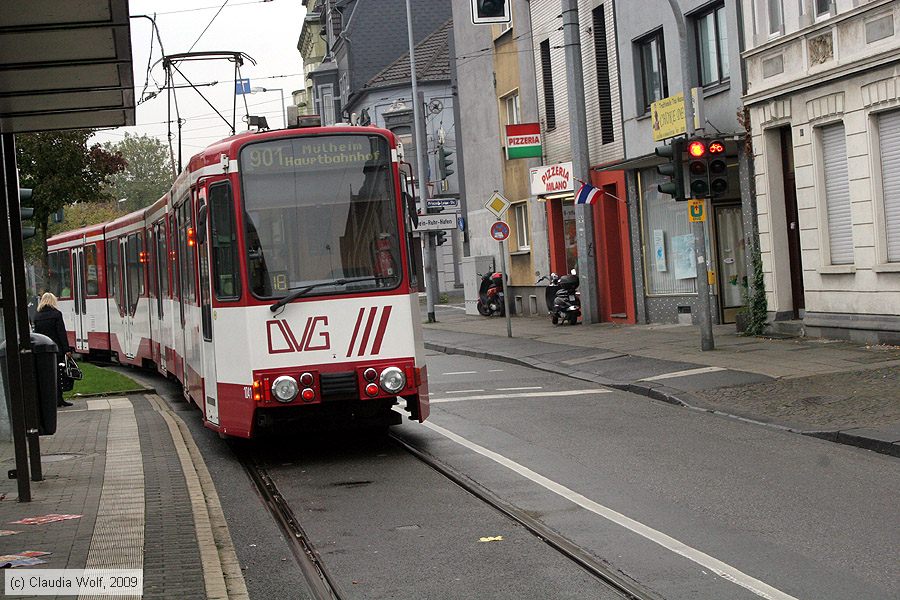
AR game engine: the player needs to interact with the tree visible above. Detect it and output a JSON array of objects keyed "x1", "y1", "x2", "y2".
[
  {"x1": 16, "y1": 130, "x2": 126, "y2": 266},
  {"x1": 103, "y1": 133, "x2": 174, "y2": 212}
]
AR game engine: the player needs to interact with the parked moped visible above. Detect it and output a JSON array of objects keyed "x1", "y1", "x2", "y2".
[
  {"x1": 476, "y1": 271, "x2": 505, "y2": 317},
  {"x1": 536, "y1": 271, "x2": 581, "y2": 325}
]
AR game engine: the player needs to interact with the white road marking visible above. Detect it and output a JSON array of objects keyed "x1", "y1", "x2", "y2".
[
  {"x1": 422, "y1": 421, "x2": 800, "y2": 600},
  {"x1": 639, "y1": 366, "x2": 726, "y2": 382},
  {"x1": 488, "y1": 369, "x2": 504, "y2": 372},
  {"x1": 442, "y1": 371, "x2": 479, "y2": 375},
  {"x1": 430, "y1": 389, "x2": 611, "y2": 404},
  {"x1": 496, "y1": 386, "x2": 543, "y2": 391},
  {"x1": 445, "y1": 389, "x2": 486, "y2": 395}
]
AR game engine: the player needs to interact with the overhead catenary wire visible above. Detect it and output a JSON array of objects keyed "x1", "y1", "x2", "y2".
[{"x1": 188, "y1": 0, "x2": 231, "y2": 53}]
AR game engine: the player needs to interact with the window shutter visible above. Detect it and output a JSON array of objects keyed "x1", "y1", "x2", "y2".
[
  {"x1": 821, "y1": 123, "x2": 854, "y2": 265},
  {"x1": 878, "y1": 110, "x2": 900, "y2": 262},
  {"x1": 540, "y1": 40, "x2": 556, "y2": 129}
]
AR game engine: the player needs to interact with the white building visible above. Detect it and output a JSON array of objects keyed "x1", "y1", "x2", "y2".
[{"x1": 742, "y1": 0, "x2": 900, "y2": 344}]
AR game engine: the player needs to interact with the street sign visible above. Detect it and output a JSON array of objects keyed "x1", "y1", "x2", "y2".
[
  {"x1": 688, "y1": 199, "x2": 706, "y2": 222},
  {"x1": 426, "y1": 197, "x2": 460, "y2": 210},
  {"x1": 235, "y1": 79, "x2": 251, "y2": 95},
  {"x1": 490, "y1": 221, "x2": 510, "y2": 241},
  {"x1": 484, "y1": 191, "x2": 510, "y2": 219},
  {"x1": 414, "y1": 214, "x2": 456, "y2": 231}
]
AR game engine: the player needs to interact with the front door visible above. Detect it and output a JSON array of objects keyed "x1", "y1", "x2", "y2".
[
  {"x1": 781, "y1": 127, "x2": 805, "y2": 319},
  {"x1": 714, "y1": 205, "x2": 747, "y2": 324},
  {"x1": 198, "y1": 189, "x2": 218, "y2": 426}
]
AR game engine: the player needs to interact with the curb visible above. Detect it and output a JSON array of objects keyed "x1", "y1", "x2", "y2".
[
  {"x1": 70, "y1": 387, "x2": 156, "y2": 399},
  {"x1": 425, "y1": 341, "x2": 899, "y2": 459}
]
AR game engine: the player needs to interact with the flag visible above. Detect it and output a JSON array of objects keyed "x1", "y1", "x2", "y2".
[{"x1": 575, "y1": 182, "x2": 602, "y2": 205}]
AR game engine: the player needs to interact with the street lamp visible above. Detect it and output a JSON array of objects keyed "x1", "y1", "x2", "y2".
[{"x1": 250, "y1": 86, "x2": 286, "y2": 129}]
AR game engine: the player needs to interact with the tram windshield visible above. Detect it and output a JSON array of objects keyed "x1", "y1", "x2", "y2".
[{"x1": 240, "y1": 134, "x2": 402, "y2": 299}]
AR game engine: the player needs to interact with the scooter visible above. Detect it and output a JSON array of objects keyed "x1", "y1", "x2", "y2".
[
  {"x1": 476, "y1": 270, "x2": 505, "y2": 317},
  {"x1": 536, "y1": 271, "x2": 581, "y2": 325}
]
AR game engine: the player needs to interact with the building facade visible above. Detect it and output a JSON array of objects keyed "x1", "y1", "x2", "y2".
[
  {"x1": 615, "y1": 0, "x2": 751, "y2": 326},
  {"x1": 742, "y1": 0, "x2": 900, "y2": 343}
]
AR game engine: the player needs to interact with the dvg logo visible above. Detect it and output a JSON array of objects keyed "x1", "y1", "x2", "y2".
[{"x1": 477, "y1": 0, "x2": 506, "y2": 18}]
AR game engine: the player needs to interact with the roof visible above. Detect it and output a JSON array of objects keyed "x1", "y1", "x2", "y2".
[{"x1": 362, "y1": 20, "x2": 452, "y2": 91}]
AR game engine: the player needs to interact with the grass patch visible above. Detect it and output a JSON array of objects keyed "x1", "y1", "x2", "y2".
[{"x1": 64, "y1": 362, "x2": 144, "y2": 399}]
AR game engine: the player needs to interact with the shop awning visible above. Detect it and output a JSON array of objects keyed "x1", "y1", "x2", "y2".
[
  {"x1": 0, "y1": 0, "x2": 135, "y2": 134},
  {"x1": 592, "y1": 153, "x2": 660, "y2": 173}
]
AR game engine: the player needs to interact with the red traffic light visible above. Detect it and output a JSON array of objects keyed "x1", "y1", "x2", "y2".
[
  {"x1": 708, "y1": 140, "x2": 725, "y2": 154},
  {"x1": 688, "y1": 140, "x2": 706, "y2": 158}
]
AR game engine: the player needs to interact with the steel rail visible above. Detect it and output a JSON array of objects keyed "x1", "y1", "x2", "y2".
[
  {"x1": 389, "y1": 432, "x2": 663, "y2": 600},
  {"x1": 236, "y1": 449, "x2": 343, "y2": 600}
]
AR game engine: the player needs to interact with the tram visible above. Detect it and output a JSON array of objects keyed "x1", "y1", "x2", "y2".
[{"x1": 46, "y1": 124, "x2": 430, "y2": 438}]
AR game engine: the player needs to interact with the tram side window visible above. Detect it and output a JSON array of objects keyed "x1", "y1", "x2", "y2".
[
  {"x1": 84, "y1": 244, "x2": 99, "y2": 296},
  {"x1": 47, "y1": 250, "x2": 73, "y2": 298},
  {"x1": 209, "y1": 182, "x2": 240, "y2": 300},
  {"x1": 126, "y1": 234, "x2": 141, "y2": 315},
  {"x1": 106, "y1": 240, "x2": 120, "y2": 312}
]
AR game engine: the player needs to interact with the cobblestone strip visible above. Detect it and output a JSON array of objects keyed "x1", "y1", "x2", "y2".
[
  {"x1": 79, "y1": 398, "x2": 144, "y2": 600},
  {"x1": 146, "y1": 394, "x2": 249, "y2": 600}
]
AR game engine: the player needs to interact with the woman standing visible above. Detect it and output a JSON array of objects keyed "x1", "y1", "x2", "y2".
[{"x1": 33, "y1": 292, "x2": 73, "y2": 407}]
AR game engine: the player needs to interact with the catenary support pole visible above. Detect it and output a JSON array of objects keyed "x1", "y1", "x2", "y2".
[
  {"x1": 667, "y1": 0, "x2": 714, "y2": 350},
  {"x1": 406, "y1": 0, "x2": 437, "y2": 323},
  {"x1": 562, "y1": 0, "x2": 600, "y2": 324}
]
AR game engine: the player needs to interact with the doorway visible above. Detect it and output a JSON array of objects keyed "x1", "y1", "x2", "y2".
[
  {"x1": 601, "y1": 184, "x2": 627, "y2": 318},
  {"x1": 713, "y1": 204, "x2": 747, "y2": 324},
  {"x1": 780, "y1": 127, "x2": 805, "y2": 319}
]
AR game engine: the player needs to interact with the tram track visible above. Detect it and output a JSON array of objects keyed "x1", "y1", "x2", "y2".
[
  {"x1": 235, "y1": 447, "x2": 344, "y2": 600},
  {"x1": 389, "y1": 432, "x2": 663, "y2": 600}
]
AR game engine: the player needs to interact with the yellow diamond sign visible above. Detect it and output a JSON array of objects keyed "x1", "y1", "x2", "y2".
[{"x1": 485, "y1": 192, "x2": 510, "y2": 219}]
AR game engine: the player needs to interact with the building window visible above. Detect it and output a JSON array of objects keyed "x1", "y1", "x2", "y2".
[
  {"x1": 695, "y1": 3, "x2": 729, "y2": 87},
  {"x1": 504, "y1": 92, "x2": 520, "y2": 125},
  {"x1": 768, "y1": 0, "x2": 784, "y2": 35},
  {"x1": 636, "y1": 30, "x2": 667, "y2": 114},
  {"x1": 815, "y1": 0, "x2": 832, "y2": 17},
  {"x1": 513, "y1": 202, "x2": 529, "y2": 250},
  {"x1": 592, "y1": 4, "x2": 615, "y2": 144},
  {"x1": 319, "y1": 84, "x2": 335, "y2": 125},
  {"x1": 540, "y1": 39, "x2": 556, "y2": 130},
  {"x1": 878, "y1": 110, "x2": 900, "y2": 262},
  {"x1": 820, "y1": 123, "x2": 854, "y2": 265}
]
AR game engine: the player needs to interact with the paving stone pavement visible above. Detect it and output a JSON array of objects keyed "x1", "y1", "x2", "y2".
[
  {"x1": 424, "y1": 304, "x2": 900, "y2": 456},
  {"x1": 0, "y1": 393, "x2": 247, "y2": 598}
]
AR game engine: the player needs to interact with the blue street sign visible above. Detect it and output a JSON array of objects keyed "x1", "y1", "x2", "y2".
[{"x1": 235, "y1": 79, "x2": 251, "y2": 95}]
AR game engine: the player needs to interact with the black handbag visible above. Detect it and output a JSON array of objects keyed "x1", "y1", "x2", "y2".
[
  {"x1": 59, "y1": 361, "x2": 74, "y2": 393},
  {"x1": 65, "y1": 356, "x2": 84, "y2": 381}
]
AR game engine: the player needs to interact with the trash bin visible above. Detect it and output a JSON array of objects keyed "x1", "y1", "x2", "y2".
[{"x1": 0, "y1": 333, "x2": 59, "y2": 436}]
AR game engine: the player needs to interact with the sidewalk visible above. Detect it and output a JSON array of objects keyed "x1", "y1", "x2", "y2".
[
  {"x1": 0, "y1": 392, "x2": 248, "y2": 599},
  {"x1": 424, "y1": 305, "x2": 900, "y2": 457}
]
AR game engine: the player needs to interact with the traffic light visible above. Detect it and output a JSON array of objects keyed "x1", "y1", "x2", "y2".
[
  {"x1": 19, "y1": 188, "x2": 35, "y2": 240},
  {"x1": 438, "y1": 145, "x2": 454, "y2": 180},
  {"x1": 655, "y1": 139, "x2": 684, "y2": 201},
  {"x1": 472, "y1": 0, "x2": 510, "y2": 24},
  {"x1": 686, "y1": 139, "x2": 709, "y2": 199},
  {"x1": 434, "y1": 230, "x2": 447, "y2": 246},
  {"x1": 707, "y1": 139, "x2": 728, "y2": 198}
]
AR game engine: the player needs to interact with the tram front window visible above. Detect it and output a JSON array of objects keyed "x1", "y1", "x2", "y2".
[{"x1": 240, "y1": 134, "x2": 402, "y2": 299}]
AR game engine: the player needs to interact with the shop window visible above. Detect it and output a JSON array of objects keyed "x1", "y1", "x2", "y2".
[
  {"x1": 636, "y1": 30, "x2": 667, "y2": 114},
  {"x1": 640, "y1": 168, "x2": 697, "y2": 295},
  {"x1": 694, "y1": 2, "x2": 729, "y2": 87}
]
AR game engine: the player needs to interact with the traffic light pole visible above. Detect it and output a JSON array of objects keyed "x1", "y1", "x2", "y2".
[
  {"x1": 668, "y1": 0, "x2": 715, "y2": 351},
  {"x1": 406, "y1": 0, "x2": 437, "y2": 323}
]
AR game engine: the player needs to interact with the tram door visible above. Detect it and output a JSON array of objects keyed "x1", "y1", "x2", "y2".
[
  {"x1": 198, "y1": 187, "x2": 218, "y2": 426},
  {"x1": 72, "y1": 246, "x2": 89, "y2": 352},
  {"x1": 120, "y1": 234, "x2": 143, "y2": 359}
]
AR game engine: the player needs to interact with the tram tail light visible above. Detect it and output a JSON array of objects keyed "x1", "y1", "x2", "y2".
[
  {"x1": 187, "y1": 227, "x2": 196, "y2": 247},
  {"x1": 252, "y1": 379, "x2": 263, "y2": 402}
]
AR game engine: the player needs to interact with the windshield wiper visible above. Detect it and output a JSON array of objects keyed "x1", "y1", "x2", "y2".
[{"x1": 269, "y1": 276, "x2": 394, "y2": 312}]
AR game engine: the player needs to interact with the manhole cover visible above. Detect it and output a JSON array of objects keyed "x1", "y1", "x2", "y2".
[{"x1": 42, "y1": 454, "x2": 81, "y2": 463}]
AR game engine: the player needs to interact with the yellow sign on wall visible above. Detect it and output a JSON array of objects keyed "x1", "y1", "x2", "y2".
[
  {"x1": 688, "y1": 199, "x2": 706, "y2": 222},
  {"x1": 650, "y1": 89, "x2": 702, "y2": 142}
]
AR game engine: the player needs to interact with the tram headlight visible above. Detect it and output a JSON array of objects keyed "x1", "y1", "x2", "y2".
[
  {"x1": 379, "y1": 366, "x2": 406, "y2": 394},
  {"x1": 271, "y1": 376, "x2": 299, "y2": 403}
]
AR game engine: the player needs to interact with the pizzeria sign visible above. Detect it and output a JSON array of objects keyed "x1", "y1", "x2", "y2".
[
  {"x1": 506, "y1": 123, "x2": 542, "y2": 160},
  {"x1": 529, "y1": 162, "x2": 574, "y2": 196}
]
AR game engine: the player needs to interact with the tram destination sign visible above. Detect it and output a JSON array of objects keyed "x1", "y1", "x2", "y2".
[{"x1": 242, "y1": 136, "x2": 388, "y2": 173}]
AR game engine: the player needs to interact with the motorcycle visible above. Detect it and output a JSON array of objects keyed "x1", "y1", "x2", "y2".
[
  {"x1": 476, "y1": 270, "x2": 505, "y2": 316},
  {"x1": 536, "y1": 271, "x2": 581, "y2": 325}
]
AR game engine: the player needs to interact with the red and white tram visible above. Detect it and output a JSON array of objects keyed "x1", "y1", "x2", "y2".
[{"x1": 46, "y1": 125, "x2": 429, "y2": 438}]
